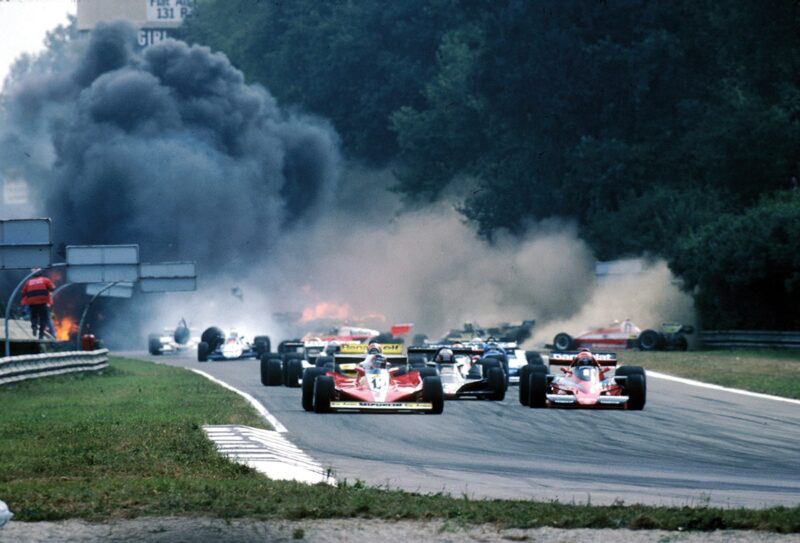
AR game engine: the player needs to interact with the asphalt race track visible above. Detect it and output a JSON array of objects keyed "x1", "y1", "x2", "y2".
[{"x1": 126, "y1": 351, "x2": 800, "y2": 508}]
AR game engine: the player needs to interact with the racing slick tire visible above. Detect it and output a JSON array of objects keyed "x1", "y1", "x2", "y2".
[
  {"x1": 417, "y1": 367, "x2": 437, "y2": 379},
  {"x1": 525, "y1": 351, "x2": 544, "y2": 366},
  {"x1": 302, "y1": 367, "x2": 327, "y2": 412},
  {"x1": 315, "y1": 355, "x2": 334, "y2": 368},
  {"x1": 283, "y1": 352, "x2": 304, "y2": 384},
  {"x1": 197, "y1": 341, "x2": 209, "y2": 362},
  {"x1": 672, "y1": 334, "x2": 689, "y2": 351},
  {"x1": 261, "y1": 356, "x2": 284, "y2": 386},
  {"x1": 313, "y1": 376, "x2": 335, "y2": 413},
  {"x1": 518, "y1": 364, "x2": 532, "y2": 405},
  {"x1": 488, "y1": 367, "x2": 505, "y2": 401},
  {"x1": 479, "y1": 358, "x2": 501, "y2": 376},
  {"x1": 553, "y1": 333, "x2": 574, "y2": 352},
  {"x1": 528, "y1": 370, "x2": 548, "y2": 408},
  {"x1": 201, "y1": 327, "x2": 225, "y2": 351},
  {"x1": 422, "y1": 376, "x2": 444, "y2": 414},
  {"x1": 285, "y1": 358, "x2": 304, "y2": 388},
  {"x1": 254, "y1": 335, "x2": 271, "y2": 356},
  {"x1": 408, "y1": 354, "x2": 427, "y2": 369},
  {"x1": 412, "y1": 334, "x2": 428, "y2": 346},
  {"x1": 482, "y1": 354, "x2": 509, "y2": 389},
  {"x1": 638, "y1": 329, "x2": 663, "y2": 351},
  {"x1": 148, "y1": 334, "x2": 162, "y2": 355},
  {"x1": 616, "y1": 365, "x2": 646, "y2": 395},
  {"x1": 519, "y1": 365, "x2": 547, "y2": 406},
  {"x1": 625, "y1": 373, "x2": 646, "y2": 410}
]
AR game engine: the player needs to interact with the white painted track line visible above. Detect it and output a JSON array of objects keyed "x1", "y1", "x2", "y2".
[{"x1": 191, "y1": 369, "x2": 288, "y2": 432}]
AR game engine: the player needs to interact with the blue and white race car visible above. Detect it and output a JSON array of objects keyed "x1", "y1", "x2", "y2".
[{"x1": 197, "y1": 327, "x2": 270, "y2": 362}]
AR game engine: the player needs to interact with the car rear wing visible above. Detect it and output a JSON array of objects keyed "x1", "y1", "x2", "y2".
[
  {"x1": 278, "y1": 340, "x2": 305, "y2": 354},
  {"x1": 548, "y1": 351, "x2": 617, "y2": 366},
  {"x1": 407, "y1": 344, "x2": 484, "y2": 362},
  {"x1": 334, "y1": 343, "x2": 407, "y2": 367},
  {"x1": 660, "y1": 322, "x2": 694, "y2": 334}
]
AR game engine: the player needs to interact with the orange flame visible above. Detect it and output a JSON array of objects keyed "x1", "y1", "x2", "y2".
[
  {"x1": 299, "y1": 302, "x2": 352, "y2": 324},
  {"x1": 53, "y1": 316, "x2": 78, "y2": 341}
]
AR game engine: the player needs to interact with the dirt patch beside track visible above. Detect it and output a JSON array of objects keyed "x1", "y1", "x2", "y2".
[{"x1": 2, "y1": 517, "x2": 797, "y2": 542}]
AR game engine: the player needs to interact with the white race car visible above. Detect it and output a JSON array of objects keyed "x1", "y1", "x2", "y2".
[
  {"x1": 148, "y1": 318, "x2": 200, "y2": 355},
  {"x1": 197, "y1": 327, "x2": 270, "y2": 362}
]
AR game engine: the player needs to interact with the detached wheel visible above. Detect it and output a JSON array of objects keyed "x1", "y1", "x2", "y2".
[
  {"x1": 285, "y1": 359, "x2": 303, "y2": 388},
  {"x1": 148, "y1": 334, "x2": 162, "y2": 355},
  {"x1": 302, "y1": 367, "x2": 326, "y2": 412},
  {"x1": 553, "y1": 333, "x2": 573, "y2": 352},
  {"x1": 626, "y1": 373, "x2": 646, "y2": 410},
  {"x1": 197, "y1": 341, "x2": 209, "y2": 362},
  {"x1": 417, "y1": 366, "x2": 437, "y2": 379},
  {"x1": 313, "y1": 376, "x2": 334, "y2": 413},
  {"x1": 422, "y1": 376, "x2": 444, "y2": 414},
  {"x1": 638, "y1": 329, "x2": 662, "y2": 351},
  {"x1": 488, "y1": 367, "x2": 505, "y2": 401},
  {"x1": 528, "y1": 371, "x2": 548, "y2": 408}
]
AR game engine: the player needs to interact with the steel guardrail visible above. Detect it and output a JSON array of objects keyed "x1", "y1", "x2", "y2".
[
  {"x1": 0, "y1": 349, "x2": 109, "y2": 385},
  {"x1": 700, "y1": 330, "x2": 800, "y2": 349}
]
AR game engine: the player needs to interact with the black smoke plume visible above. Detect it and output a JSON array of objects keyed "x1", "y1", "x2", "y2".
[{"x1": 2, "y1": 21, "x2": 338, "y2": 270}]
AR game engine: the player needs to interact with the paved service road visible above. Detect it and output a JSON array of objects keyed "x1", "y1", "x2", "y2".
[{"x1": 126, "y1": 352, "x2": 800, "y2": 508}]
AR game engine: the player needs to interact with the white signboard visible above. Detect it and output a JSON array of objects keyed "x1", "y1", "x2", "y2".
[
  {"x1": 66, "y1": 245, "x2": 140, "y2": 283},
  {"x1": 86, "y1": 282, "x2": 135, "y2": 299},
  {"x1": 78, "y1": 0, "x2": 194, "y2": 31},
  {"x1": 0, "y1": 218, "x2": 52, "y2": 269},
  {"x1": 146, "y1": 0, "x2": 194, "y2": 24},
  {"x1": 139, "y1": 261, "x2": 196, "y2": 292}
]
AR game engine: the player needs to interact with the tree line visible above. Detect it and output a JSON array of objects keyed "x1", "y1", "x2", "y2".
[{"x1": 181, "y1": 0, "x2": 800, "y2": 329}]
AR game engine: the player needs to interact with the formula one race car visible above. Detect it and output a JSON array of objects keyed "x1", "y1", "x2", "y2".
[
  {"x1": 407, "y1": 344, "x2": 506, "y2": 400},
  {"x1": 300, "y1": 345, "x2": 444, "y2": 414},
  {"x1": 519, "y1": 350, "x2": 645, "y2": 410},
  {"x1": 260, "y1": 337, "x2": 372, "y2": 387},
  {"x1": 551, "y1": 320, "x2": 694, "y2": 352},
  {"x1": 147, "y1": 318, "x2": 200, "y2": 355},
  {"x1": 197, "y1": 326, "x2": 271, "y2": 362}
]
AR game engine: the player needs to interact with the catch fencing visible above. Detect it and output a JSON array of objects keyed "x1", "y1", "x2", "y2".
[
  {"x1": 700, "y1": 331, "x2": 800, "y2": 349},
  {"x1": 0, "y1": 349, "x2": 109, "y2": 385}
]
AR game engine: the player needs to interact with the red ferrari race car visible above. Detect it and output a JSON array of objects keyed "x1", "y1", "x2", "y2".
[
  {"x1": 301, "y1": 344, "x2": 444, "y2": 414},
  {"x1": 519, "y1": 350, "x2": 646, "y2": 410},
  {"x1": 551, "y1": 320, "x2": 694, "y2": 352}
]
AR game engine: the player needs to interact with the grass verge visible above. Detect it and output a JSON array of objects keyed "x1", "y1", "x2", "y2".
[
  {"x1": 0, "y1": 356, "x2": 797, "y2": 531},
  {"x1": 618, "y1": 349, "x2": 800, "y2": 399}
]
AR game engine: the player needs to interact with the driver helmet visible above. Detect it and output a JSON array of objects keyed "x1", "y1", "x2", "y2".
[
  {"x1": 573, "y1": 349, "x2": 596, "y2": 367},
  {"x1": 372, "y1": 354, "x2": 388, "y2": 368},
  {"x1": 367, "y1": 342, "x2": 382, "y2": 354},
  {"x1": 435, "y1": 348, "x2": 454, "y2": 363}
]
